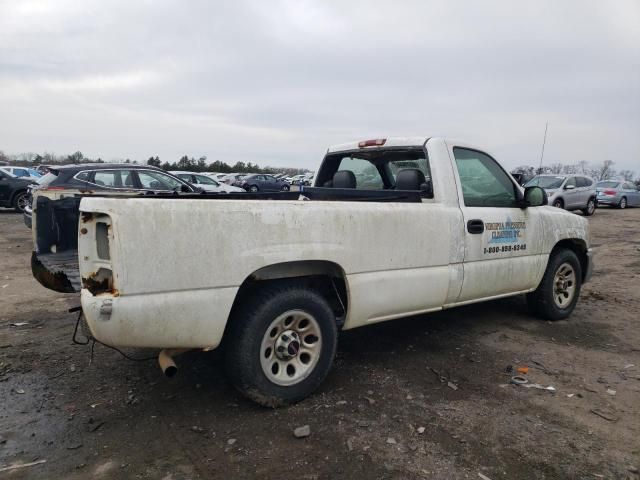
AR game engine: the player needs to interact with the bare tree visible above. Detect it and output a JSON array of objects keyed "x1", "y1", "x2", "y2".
[
  {"x1": 619, "y1": 169, "x2": 635, "y2": 181},
  {"x1": 592, "y1": 160, "x2": 615, "y2": 181},
  {"x1": 549, "y1": 163, "x2": 564, "y2": 174}
]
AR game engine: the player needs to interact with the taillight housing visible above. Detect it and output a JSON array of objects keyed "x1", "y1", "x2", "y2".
[{"x1": 604, "y1": 189, "x2": 616, "y2": 195}]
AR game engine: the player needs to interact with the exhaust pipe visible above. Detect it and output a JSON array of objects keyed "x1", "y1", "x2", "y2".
[{"x1": 158, "y1": 349, "x2": 189, "y2": 377}]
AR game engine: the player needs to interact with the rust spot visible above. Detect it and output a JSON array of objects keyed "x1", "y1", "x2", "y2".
[
  {"x1": 31, "y1": 252, "x2": 76, "y2": 293},
  {"x1": 80, "y1": 227, "x2": 88, "y2": 235},
  {"x1": 81, "y1": 211, "x2": 93, "y2": 223},
  {"x1": 82, "y1": 268, "x2": 115, "y2": 296}
]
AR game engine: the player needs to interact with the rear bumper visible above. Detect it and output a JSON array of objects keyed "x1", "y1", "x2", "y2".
[
  {"x1": 584, "y1": 248, "x2": 594, "y2": 283},
  {"x1": 31, "y1": 250, "x2": 81, "y2": 293}
]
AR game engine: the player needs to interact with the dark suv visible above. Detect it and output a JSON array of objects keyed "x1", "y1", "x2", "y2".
[
  {"x1": 237, "y1": 174, "x2": 290, "y2": 192},
  {"x1": 24, "y1": 164, "x2": 196, "y2": 228},
  {"x1": 0, "y1": 169, "x2": 35, "y2": 212}
]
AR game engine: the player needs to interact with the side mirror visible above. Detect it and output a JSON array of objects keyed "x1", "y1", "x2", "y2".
[
  {"x1": 523, "y1": 186, "x2": 547, "y2": 207},
  {"x1": 564, "y1": 184, "x2": 575, "y2": 190},
  {"x1": 419, "y1": 180, "x2": 434, "y2": 198}
]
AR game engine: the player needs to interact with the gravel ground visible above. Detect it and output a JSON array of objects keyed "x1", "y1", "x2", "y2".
[{"x1": 1, "y1": 206, "x2": 639, "y2": 479}]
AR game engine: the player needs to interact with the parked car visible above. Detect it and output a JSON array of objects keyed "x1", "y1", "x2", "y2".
[
  {"x1": 24, "y1": 163, "x2": 196, "y2": 230},
  {"x1": 511, "y1": 172, "x2": 535, "y2": 186},
  {"x1": 0, "y1": 166, "x2": 42, "y2": 179},
  {"x1": 289, "y1": 174, "x2": 311, "y2": 186},
  {"x1": 525, "y1": 174, "x2": 596, "y2": 215},
  {"x1": 36, "y1": 137, "x2": 592, "y2": 407},
  {"x1": 170, "y1": 171, "x2": 244, "y2": 193},
  {"x1": 0, "y1": 169, "x2": 34, "y2": 212},
  {"x1": 238, "y1": 174, "x2": 291, "y2": 192},
  {"x1": 595, "y1": 180, "x2": 640, "y2": 209}
]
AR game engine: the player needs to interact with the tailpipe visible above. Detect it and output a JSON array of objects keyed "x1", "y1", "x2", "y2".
[{"x1": 158, "y1": 349, "x2": 189, "y2": 377}]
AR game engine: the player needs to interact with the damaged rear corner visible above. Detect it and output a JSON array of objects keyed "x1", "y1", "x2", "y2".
[
  {"x1": 78, "y1": 210, "x2": 117, "y2": 297},
  {"x1": 31, "y1": 196, "x2": 83, "y2": 293}
]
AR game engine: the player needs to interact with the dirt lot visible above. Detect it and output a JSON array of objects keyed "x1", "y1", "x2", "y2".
[{"x1": 1, "y1": 207, "x2": 639, "y2": 479}]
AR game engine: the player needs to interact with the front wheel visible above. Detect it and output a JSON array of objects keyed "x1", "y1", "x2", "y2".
[
  {"x1": 527, "y1": 249, "x2": 582, "y2": 320},
  {"x1": 249, "y1": 185, "x2": 259, "y2": 193},
  {"x1": 224, "y1": 283, "x2": 338, "y2": 407},
  {"x1": 582, "y1": 198, "x2": 596, "y2": 216},
  {"x1": 619, "y1": 197, "x2": 627, "y2": 209},
  {"x1": 553, "y1": 198, "x2": 564, "y2": 209},
  {"x1": 281, "y1": 184, "x2": 290, "y2": 191},
  {"x1": 13, "y1": 191, "x2": 29, "y2": 213}
]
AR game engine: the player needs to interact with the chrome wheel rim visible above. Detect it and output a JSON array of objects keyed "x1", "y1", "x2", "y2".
[
  {"x1": 553, "y1": 200, "x2": 562, "y2": 208},
  {"x1": 620, "y1": 198, "x2": 627, "y2": 209},
  {"x1": 259, "y1": 310, "x2": 322, "y2": 386},
  {"x1": 250, "y1": 186, "x2": 258, "y2": 192},
  {"x1": 16, "y1": 194, "x2": 28, "y2": 211},
  {"x1": 553, "y1": 262, "x2": 576, "y2": 309},
  {"x1": 587, "y1": 200, "x2": 595, "y2": 214}
]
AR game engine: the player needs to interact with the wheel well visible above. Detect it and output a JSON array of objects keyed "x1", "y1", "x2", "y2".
[
  {"x1": 553, "y1": 197, "x2": 564, "y2": 206},
  {"x1": 552, "y1": 239, "x2": 588, "y2": 281},
  {"x1": 10, "y1": 189, "x2": 27, "y2": 203},
  {"x1": 228, "y1": 260, "x2": 349, "y2": 329}
]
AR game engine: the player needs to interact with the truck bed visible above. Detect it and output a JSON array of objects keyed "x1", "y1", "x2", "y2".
[{"x1": 31, "y1": 188, "x2": 424, "y2": 292}]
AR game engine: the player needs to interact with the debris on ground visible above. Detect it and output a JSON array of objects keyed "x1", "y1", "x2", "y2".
[
  {"x1": 0, "y1": 459, "x2": 47, "y2": 473},
  {"x1": 478, "y1": 473, "x2": 493, "y2": 480},
  {"x1": 606, "y1": 389, "x2": 616, "y2": 396},
  {"x1": 386, "y1": 437, "x2": 397, "y2": 445},
  {"x1": 590, "y1": 409, "x2": 618, "y2": 422},
  {"x1": 294, "y1": 425, "x2": 311, "y2": 438},
  {"x1": 9, "y1": 322, "x2": 29, "y2": 327},
  {"x1": 447, "y1": 381, "x2": 458, "y2": 391},
  {"x1": 417, "y1": 427, "x2": 425, "y2": 434}
]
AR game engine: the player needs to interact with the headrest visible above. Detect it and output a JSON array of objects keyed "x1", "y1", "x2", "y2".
[
  {"x1": 333, "y1": 170, "x2": 357, "y2": 189},
  {"x1": 396, "y1": 168, "x2": 426, "y2": 191}
]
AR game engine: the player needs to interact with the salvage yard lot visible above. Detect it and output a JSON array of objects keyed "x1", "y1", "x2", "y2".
[{"x1": 1, "y1": 208, "x2": 639, "y2": 479}]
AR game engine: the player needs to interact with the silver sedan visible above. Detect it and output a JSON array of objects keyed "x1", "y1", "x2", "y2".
[{"x1": 596, "y1": 181, "x2": 640, "y2": 209}]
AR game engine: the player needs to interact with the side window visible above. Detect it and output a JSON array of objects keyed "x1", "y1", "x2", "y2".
[
  {"x1": 565, "y1": 177, "x2": 576, "y2": 188},
  {"x1": 336, "y1": 157, "x2": 384, "y2": 190},
  {"x1": 576, "y1": 177, "x2": 586, "y2": 188},
  {"x1": 137, "y1": 171, "x2": 183, "y2": 191},
  {"x1": 195, "y1": 175, "x2": 217, "y2": 185},
  {"x1": 75, "y1": 171, "x2": 91, "y2": 182},
  {"x1": 121, "y1": 170, "x2": 135, "y2": 187},
  {"x1": 15, "y1": 168, "x2": 29, "y2": 177},
  {"x1": 584, "y1": 178, "x2": 593, "y2": 187},
  {"x1": 93, "y1": 170, "x2": 121, "y2": 187},
  {"x1": 453, "y1": 148, "x2": 517, "y2": 208}
]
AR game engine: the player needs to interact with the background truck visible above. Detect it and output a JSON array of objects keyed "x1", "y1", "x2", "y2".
[{"x1": 39, "y1": 137, "x2": 593, "y2": 406}]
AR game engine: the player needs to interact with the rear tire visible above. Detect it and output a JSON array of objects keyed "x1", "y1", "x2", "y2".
[
  {"x1": 224, "y1": 282, "x2": 338, "y2": 407},
  {"x1": 582, "y1": 197, "x2": 596, "y2": 216},
  {"x1": 552, "y1": 198, "x2": 564, "y2": 209},
  {"x1": 619, "y1": 197, "x2": 627, "y2": 209},
  {"x1": 12, "y1": 191, "x2": 28, "y2": 213},
  {"x1": 249, "y1": 185, "x2": 259, "y2": 192},
  {"x1": 527, "y1": 249, "x2": 582, "y2": 321},
  {"x1": 281, "y1": 184, "x2": 290, "y2": 191}
]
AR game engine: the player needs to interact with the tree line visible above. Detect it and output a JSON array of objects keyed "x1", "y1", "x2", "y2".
[
  {"x1": 0, "y1": 150, "x2": 310, "y2": 176},
  {"x1": 512, "y1": 159, "x2": 638, "y2": 185}
]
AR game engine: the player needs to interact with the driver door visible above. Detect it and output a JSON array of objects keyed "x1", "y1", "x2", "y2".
[{"x1": 449, "y1": 145, "x2": 545, "y2": 302}]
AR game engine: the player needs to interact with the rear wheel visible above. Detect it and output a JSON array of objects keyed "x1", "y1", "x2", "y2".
[
  {"x1": 552, "y1": 198, "x2": 564, "y2": 209},
  {"x1": 249, "y1": 185, "x2": 259, "y2": 192},
  {"x1": 582, "y1": 197, "x2": 596, "y2": 216},
  {"x1": 225, "y1": 283, "x2": 338, "y2": 407},
  {"x1": 619, "y1": 197, "x2": 627, "y2": 209},
  {"x1": 281, "y1": 184, "x2": 290, "y2": 191},
  {"x1": 527, "y1": 249, "x2": 582, "y2": 320},
  {"x1": 13, "y1": 191, "x2": 28, "y2": 213}
]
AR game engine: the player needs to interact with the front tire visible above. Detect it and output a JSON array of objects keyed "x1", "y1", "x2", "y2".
[
  {"x1": 281, "y1": 184, "x2": 290, "y2": 191},
  {"x1": 552, "y1": 198, "x2": 564, "y2": 209},
  {"x1": 582, "y1": 197, "x2": 596, "y2": 216},
  {"x1": 249, "y1": 185, "x2": 259, "y2": 193},
  {"x1": 225, "y1": 283, "x2": 338, "y2": 407},
  {"x1": 13, "y1": 191, "x2": 29, "y2": 213},
  {"x1": 619, "y1": 197, "x2": 627, "y2": 209},
  {"x1": 527, "y1": 249, "x2": 582, "y2": 320}
]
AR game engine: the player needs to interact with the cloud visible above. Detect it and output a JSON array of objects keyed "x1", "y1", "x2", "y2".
[{"x1": 0, "y1": 0, "x2": 638, "y2": 171}]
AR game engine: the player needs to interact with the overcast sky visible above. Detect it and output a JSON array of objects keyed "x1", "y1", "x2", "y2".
[{"x1": 1, "y1": 0, "x2": 638, "y2": 171}]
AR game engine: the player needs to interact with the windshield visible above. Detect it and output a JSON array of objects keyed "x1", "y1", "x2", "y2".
[
  {"x1": 525, "y1": 176, "x2": 565, "y2": 189},
  {"x1": 596, "y1": 181, "x2": 619, "y2": 188}
]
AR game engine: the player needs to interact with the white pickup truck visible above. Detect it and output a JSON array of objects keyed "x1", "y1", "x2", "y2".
[{"x1": 43, "y1": 137, "x2": 593, "y2": 406}]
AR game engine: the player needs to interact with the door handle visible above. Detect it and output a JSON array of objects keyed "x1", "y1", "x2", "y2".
[{"x1": 467, "y1": 219, "x2": 484, "y2": 234}]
